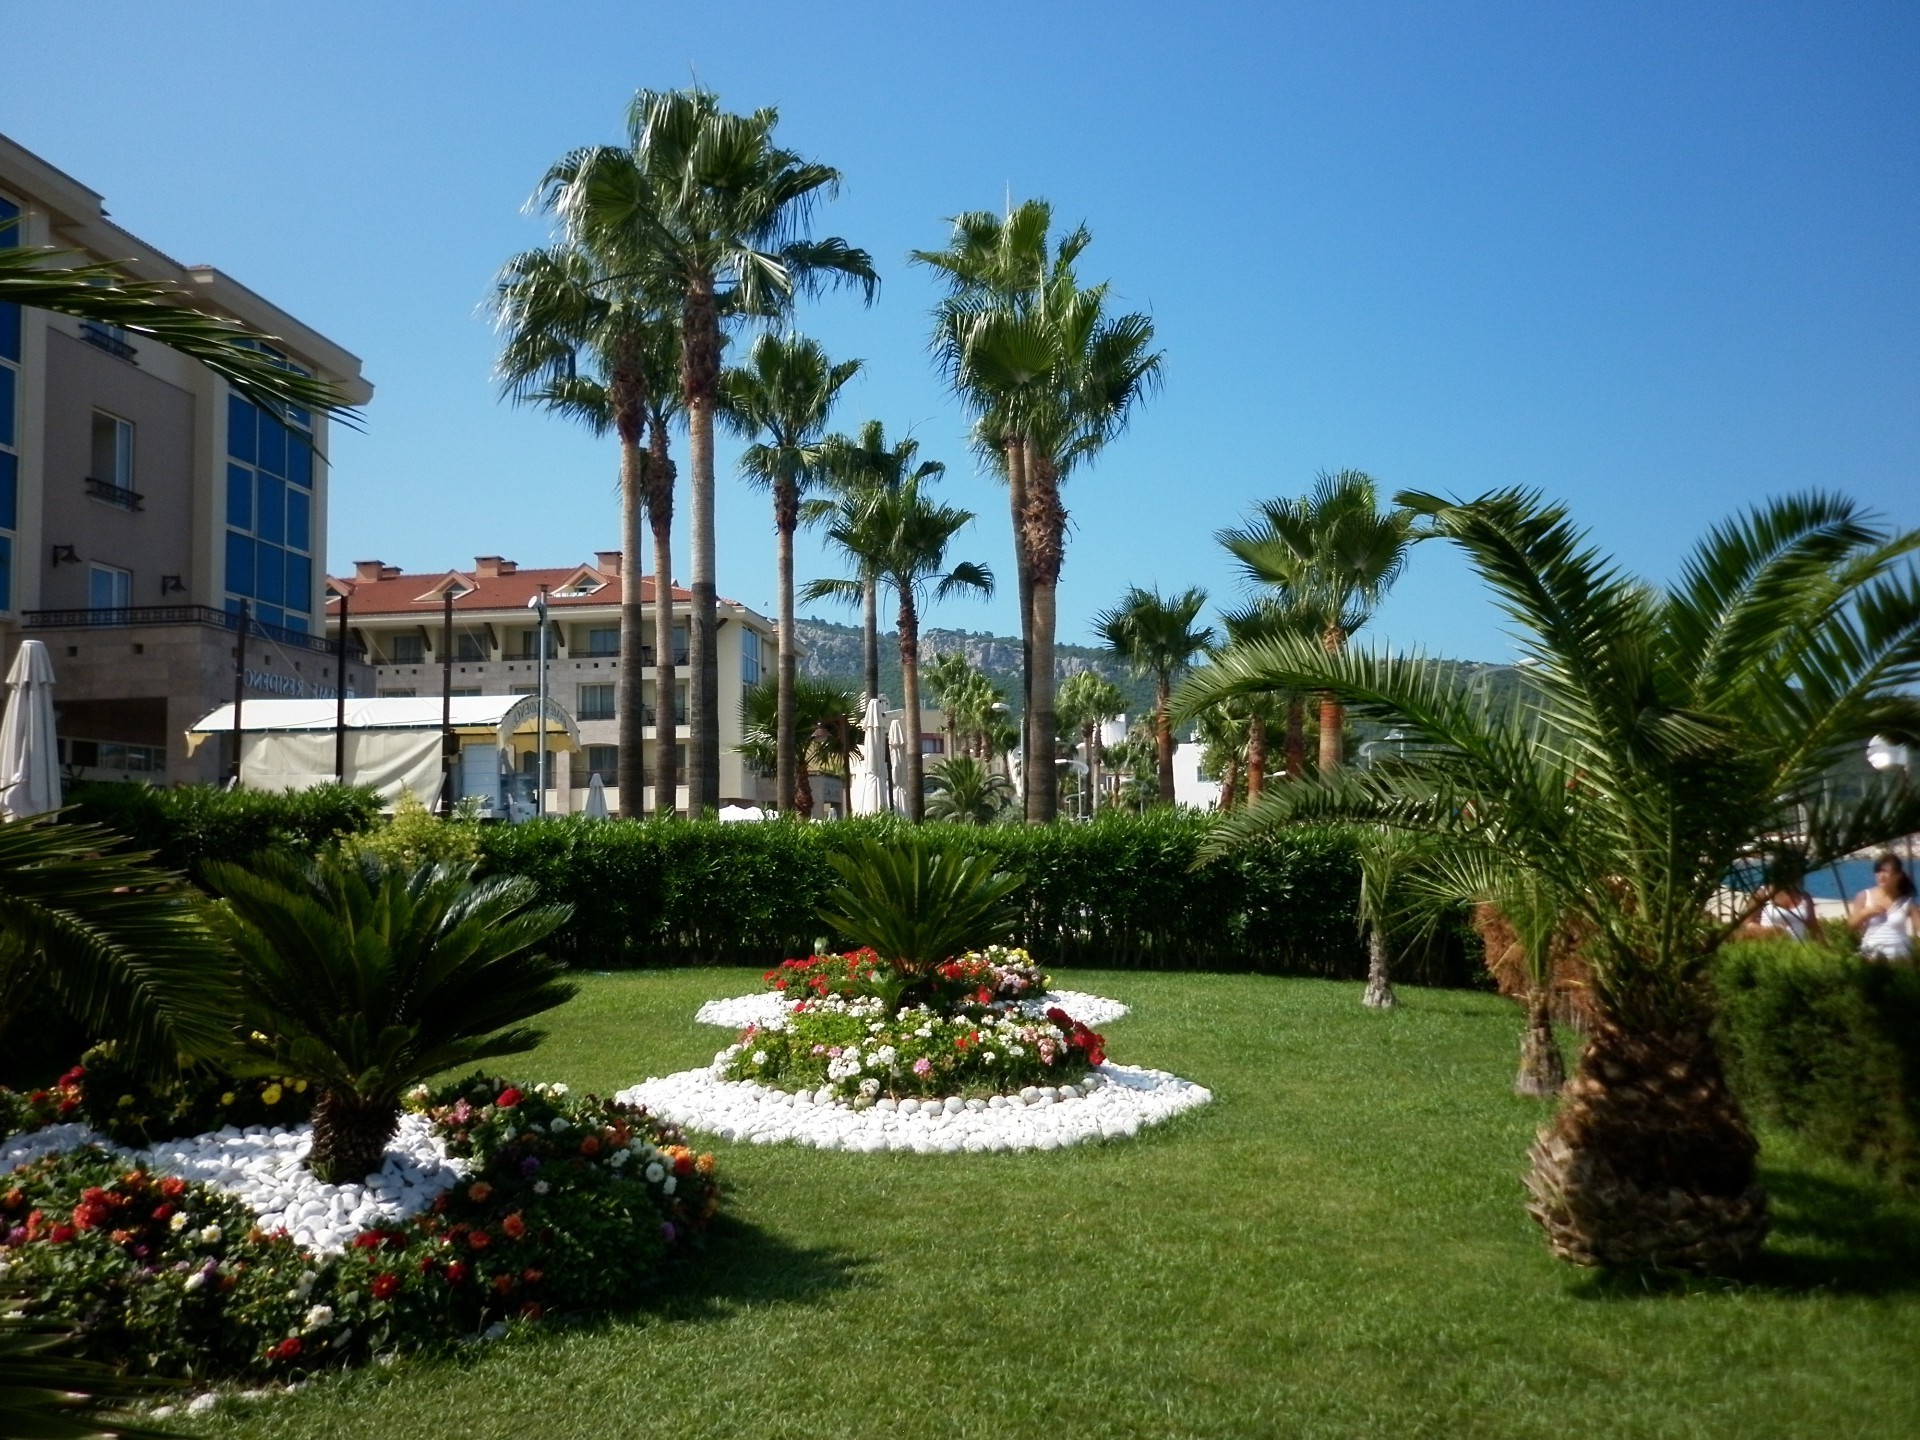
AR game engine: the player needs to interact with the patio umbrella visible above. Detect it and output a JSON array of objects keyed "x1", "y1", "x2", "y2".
[
  {"x1": 887, "y1": 717, "x2": 910, "y2": 815},
  {"x1": 582, "y1": 771, "x2": 609, "y2": 819},
  {"x1": 717, "y1": 803, "x2": 767, "y2": 823},
  {"x1": 849, "y1": 696, "x2": 888, "y2": 817},
  {"x1": 0, "y1": 640, "x2": 60, "y2": 821}
]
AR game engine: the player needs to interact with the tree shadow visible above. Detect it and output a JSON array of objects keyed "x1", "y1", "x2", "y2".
[
  {"x1": 641, "y1": 1213, "x2": 873, "y2": 1323},
  {"x1": 1568, "y1": 1164, "x2": 1920, "y2": 1300}
]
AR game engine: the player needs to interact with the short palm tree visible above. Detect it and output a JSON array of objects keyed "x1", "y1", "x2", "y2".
[
  {"x1": 207, "y1": 853, "x2": 575, "y2": 1184},
  {"x1": 1057, "y1": 670, "x2": 1127, "y2": 816},
  {"x1": 1182, "y1": 488, "x2": 1920, "y2": 1270},
  {"x1": 736, "y1": 675, "x2": 861, "y2": 819},
  {"x1": 806, "y1": 477, "x2": 993, "y2": 821},
  {"x1": 925, "y1": 755, "x2": 1015, "y2": 825},
  {"x1": 1094, "y1": 586, "x2": 1214, "y2": 805},
  {"x1": 1218, "y1": 472, "x2": 1423, "y2": 772},
  {"x1": 721, "y1": 333, "x2": 861, "y2": 813},
  {"x1": 544, "y1": 88, "x2": 877, "y2": 815}
]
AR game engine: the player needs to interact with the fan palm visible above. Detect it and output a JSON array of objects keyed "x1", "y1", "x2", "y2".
[
  {"x1": 1180, "y1": 488, "x2": 1920, "y2": 1269},
  {"x1": 1094, "y1": 586, "x2": 1214, "y2": 805},
  {"x1": 0, "y1": 818, "x2": 235, "y2": 1072},
  {"x1": 805, "y1": 477, "x2": 993, "y2": 821},
  {"x1": 493, "y1": 239, "x2": 682, "y2": 815},
  {"x1": 543, "y1": 89, "x2": 877, "y2": 815},
  {"x1": 206, "y1": 853, "x2": 575, "y2": 1184},
  {"x1": 1218, "y1": 472, "x2": 1424, "y2": 772},
  {"x1": 925, "y1": 755, "x2": 1015, "y2": 825},
  {"x1": 1058, "y1": 670, "x2": 1127, "y2": 816},
  {"x1": 721, "y1": 333, "x2": 861, "y2": 813},
  {"x1": 736, "y1": 675, "x2": 860, "y2": 820}
]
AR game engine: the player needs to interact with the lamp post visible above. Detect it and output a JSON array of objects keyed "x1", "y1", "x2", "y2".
[
  {"x1": 439, "y1": 588, "x2": 455, "y2": 818},
  {"x1": 1867, "y1": 735, "x2": 1915, "y2": 863},
  {"x1": 528, "y1": 586, "x2": 550, "y2": 817}
]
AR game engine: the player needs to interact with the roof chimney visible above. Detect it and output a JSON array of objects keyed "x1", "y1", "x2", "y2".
[
  {"x1": 354, "y1": 560, "x2": 387, "y2": 581},
  {"x1": 474, "y1": 556, "x2": 517, "y2": 578},
  {"x1": 379, "y1": 565, "x2": 401, "y2": 580},
  {"x1": 594, "y1": 550, "x2": 622, "y2": 576}
]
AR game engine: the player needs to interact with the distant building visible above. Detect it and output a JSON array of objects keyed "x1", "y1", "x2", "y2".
[
  {"x1": 327, "y1": 553, "x2": 779, "y2": 812},
  {"x1": 0, "y1": 134, "x2": 373, "y2": 786}
]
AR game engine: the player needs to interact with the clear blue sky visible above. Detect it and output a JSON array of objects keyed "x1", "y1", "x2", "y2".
[{"x1": 6, "y1": 1, "x2": 1915, "y2": 662}]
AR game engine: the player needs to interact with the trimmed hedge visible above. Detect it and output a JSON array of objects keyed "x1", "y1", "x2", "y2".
[
  {"x1": 62, "y1": 783, "x2": 381, "y2": 879},
  {"x1": 1716, "y1": 938, "x2": 1920, "y2": 1189}
]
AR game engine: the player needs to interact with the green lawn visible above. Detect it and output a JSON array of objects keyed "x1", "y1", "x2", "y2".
[{"x1": 190, "y1": 971, "x2": 1920, "y2": 1440}]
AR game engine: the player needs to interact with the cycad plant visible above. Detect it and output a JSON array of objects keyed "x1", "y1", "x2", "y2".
[
  {"x1": 0, "y1": 1300, "x2": 175, "y2": 1440},
  {"x1": 818, "y1": 838, "x2": 1023, "y2": 1002},
  {"x1": 1181, "y1": 489, "x2": 1920, "y2": 1270},
  {"x1": 206, "y1": 853, "x2": 575, "y2": 1184}
]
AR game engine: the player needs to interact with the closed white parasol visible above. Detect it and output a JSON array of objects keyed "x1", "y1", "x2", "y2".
[
  {"x1": 848, "y1": 695, "x2": 889, "y2": 816},
  {"x1": 0, "y1": 640, "x2": 61, "y2": 820}
]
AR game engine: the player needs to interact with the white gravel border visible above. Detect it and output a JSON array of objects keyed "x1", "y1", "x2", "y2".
[
  {"x1": 615, "y1": 1061, "x2": 1210, "y2": 1153},
  {"x1": 694, "y1": 988, "x2": 1132, "y2": 1031}
]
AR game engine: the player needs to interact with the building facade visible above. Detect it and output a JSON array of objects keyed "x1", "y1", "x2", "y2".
[
  {"x1": 326, "y1": 553, "x2": 778, "y2": 813},
  {"x1": 0, "y1": 135, "x2": 373, "y2": 786}
]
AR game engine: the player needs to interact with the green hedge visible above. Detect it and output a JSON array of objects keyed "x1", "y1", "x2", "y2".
[
  {"x1": 477, "y1": 811, "x2": 1477, "y2": 983},
  {"x1": 1716, "y1": 938, "x2": 1920, "y2": 1190},
  {"x1": 62, "y1": 783, "x2": 382, "y2": 880}
]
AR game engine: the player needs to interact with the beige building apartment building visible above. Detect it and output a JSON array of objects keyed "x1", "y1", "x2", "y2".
[
  {"x1": 0, "y1": 135, "x2": 374, "y2": 785},
  {"x1": 326, "y1": 553, "x2": 778, "y2": 813}
]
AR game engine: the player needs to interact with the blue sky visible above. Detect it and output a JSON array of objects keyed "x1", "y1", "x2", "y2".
[{"x1": 6, "y1": 1, "x2": 1915, "y2": 662}]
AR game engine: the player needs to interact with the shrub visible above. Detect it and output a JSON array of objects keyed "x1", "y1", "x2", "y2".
[
  {"x1": 64, "y1": 783, "x2": 381, "y2": 880},
  {"x1": 817, "y1": 838, "x2": 1024, "y2": 983},
  {"x1": 1715, "y1": 938, "x2": 1920, "y2": 1189},
  {"x1": 344, "y1": 793, "x2": 484, "y2": 870}
]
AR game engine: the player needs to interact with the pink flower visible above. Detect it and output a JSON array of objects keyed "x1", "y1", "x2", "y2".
[{"x1": 912, "y1": 1058, "x2": 932, "y2": 1076}]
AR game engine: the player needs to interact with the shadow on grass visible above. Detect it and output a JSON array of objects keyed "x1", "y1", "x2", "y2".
[
  {"x1": 1568, "y1": 1164, "x2": 1920, "y2": 1300},
  {"x1": 647, "y1": 1212, "x2": 873, "y2": 1322}
]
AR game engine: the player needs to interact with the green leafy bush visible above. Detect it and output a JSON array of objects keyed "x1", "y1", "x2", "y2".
[
  {"x1": 1716, "y1": 938, "x2": 1920, "y2": 1189},
  {"x1": 344, "y1": 793, "x2": 484, "y2": 869},
  {"x1": 64, "y1": 783, "x2": 381, "y2": 880},
  {"x1": 818, "y1": 837, "x2": 1024, "y2": 980}
]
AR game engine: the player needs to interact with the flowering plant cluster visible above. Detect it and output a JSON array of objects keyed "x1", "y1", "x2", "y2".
[
  {"x1": 0, "y1": 1070, "x2": 85, "y2": 1141},
  {"x1": 0, "y1": 1075, "x2": 721, "y2": 1381},
  {"x1": 70, "y1": 1043, "x2": 318, "y2": 1147},
  {"x1": 763, "y1": 945, "x2": 1051, "y2": 1015},
  {"x1": 721, "y1": 996, "x2": 1106, "y2": 1102}
]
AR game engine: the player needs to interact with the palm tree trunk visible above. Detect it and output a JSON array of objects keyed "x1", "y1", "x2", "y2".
[
  {"x1": 647, "y1": 419, "x2": 678, "y2": 818},
  {"x1": 1006, "y1": 438, "x2": 1035, "y2": 819},
  {"x1": 308, "y1": 1090, "x2": 399, "y2": 1186},
  {"x1": 774, "y1": 480, "x2": 799, "y2": 816},
  {"x1": 1083, "y1": 722, "x2": 1099, "y2": 818},
  {"x1": 1155, "y1": 676, "x2": 1175, "y2": 805},
  {"x1": 793, "y1": 755, "x2": 814, "y2": 819},
  {"x1": 862, "y1": 576, "x2": 880, "y2": 703},
  {"x1": 1247, "y1": 715, "x2": 1268, "y2": 799},
  {"x1": 682, "y1": 282, "x2": 721, "y2": 816},
  {"x1": 1030, "y1": 581, "x2": 1059, "y2": 823},
  {"x1": 1218, "y1": 752, "x2": 1239, "y2": 813},
  {"x1": 899, "y1": 591, "x2": 925, "y2": 823},
  {"x1": 1362, "y1": 923, "x2": 1397, "y2": 1008},
  {"x1": 1515, "y1": 987, "x2": 1566, "y2": 1096},
  {"x1": 617, "y1": 433, "x2": 648, "y2": 819},
  {"x1": 1285, "y1": 694, "x2": 1306, "y2": 781},
  {"x1": 1526, "y1": 1020, "x2": 1769, "y2": 1270},
  {"x1": 1318, "y1": 625, "x2": 1346, "y2": 772}
]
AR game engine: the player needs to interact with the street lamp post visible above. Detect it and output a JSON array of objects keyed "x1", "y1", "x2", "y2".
[
  {"x1": 528, "y1": 587, "x2": 550, "y2": 817},
  {"x1": 1867, "y1": 735, "x2": 1915, "y2": 863}
]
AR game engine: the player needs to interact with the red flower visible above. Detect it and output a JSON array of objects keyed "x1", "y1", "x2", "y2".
[
  {"x1": 446, "y1": 1260, "x2": 470, "y2": 1285},
  {"x1": 269, "y1": 1336, "x2": 303, "y2": 1361},
  {"x1": 492, "y1": 1273, "x2": 515, "y2": 1295},
  {"x1": 351, "y1": 1232, "x2": 384, "y2": 1251},
  {"x1": 418, "y1": 1256, "x2": 437, "y2": 1276},
  {"x1": 495, "y1": 1088, "x2": 523, "y2": 1109},
  {"x1": 501, "y1": 1213, "x2": 526, "y2": 1240},
  {"x1": 579, "y1": 1136, "x2": 601, "y2": 1157},
  {"x1": 975, "y1": 987, "x2": 993, "y2": 1004},
  {"x1": 150, "y1": 1204, "x2": 174, "y2": 1222},
  {"x1": 466, "y1": 1182, "x2": 493, "y2": 1204},
  {"x1": 158, "y1": 1176, "x2": 186, "y2": 1200},
  {"x1": 519, "y1": 1301, "x2": 543, "y2": 1320},
  {"x1": 521, "y1": 1267, "x2": 543, "y2": 1285},
  {"x1": 371, "y1": 1272, "x2": 400, "y2": 1301},
  {"x1": 48, "y1": 1223, "x2": 76, "y2": 1244},
  {"x1": 468, "y1": 1229, "x2": 492, "y2": 1252}
]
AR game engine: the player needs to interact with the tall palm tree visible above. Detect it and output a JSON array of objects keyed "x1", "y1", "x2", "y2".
[
  {"x1": 721, "y1": 333, "x2": 861, "y2": 813},
  {"x1": 1218, "y1": 472, "x2": 1423, "y2": 772},
  {"x1": 542, "y1": 89, "x2": 877, "y2": 816},
  {"x1": 1181, "y1": 488, "x2": 1920, "y2": 1270},
  {"x1": 1057, "y1": 670, "x2": 1126, "y2": 816},
  {"x1": 493, "y1": 241, "x2": 681, "y2": 816},
  {"x1": 806, "y1": 477, "x2": 993, "y2": 821},
  {"x1": 815, "y1": 421, "x2": 945, "y2": 703},
  {"x1": 1094, "y1": 586, "x2": 1214, "y2": 805},
  {"x1": 918, "y1": 204, "x2": 1161, "y2": 823}
]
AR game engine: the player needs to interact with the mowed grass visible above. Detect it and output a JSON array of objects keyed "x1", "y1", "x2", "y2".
[{"x1": 191, "y1": 971, "x2": 1920, "y2": 1440}]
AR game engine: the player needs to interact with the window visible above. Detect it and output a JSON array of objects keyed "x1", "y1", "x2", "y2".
[
  {"x1": 378, "y1": 687, "x2": 416, "y2": 698},
  {"x1": 0, "y1": 197, "x2": 18, "y2": 612},
  {"x1": 583, "y1": 745, "x2": 618, "y2": 779},
  {"x1": 510, "y1": 684, "x2": 537, "y2": 696},
  {"x1": 673, "y1": 624, "x2": 688, "y2": 666},
  {"x1": 457, "y1": 632, "x2": 486, "y2": 661},
  {"x1": 224, "y1": 392, "x2": 315, "y2": 621},
  {"x1": 921, "y1": 736, "x2": 945, "y2": 755},
  {"x1": 88, "y1": 564, "x2": 131, "y2": 612},
  {"x1": 450, "y1": 687, "x2": 481, "y2": 698},
  {"x1": 518, "y1": 627, "x2": 552, "y2": 658},
  {"x1": 742, "y1": 628, "x2": 763, "y2": 686},
  {"x1": 90, "y1": 411, "x2": 134, "y2": 490},
  {"x1": 585, "y1": 626, "x2": 619, "y2": 656},
  {"x1": 386, "y1": 634, "x2": 423, "y2": 665},
  {"x1": 578, "y1": 683, "x2": 615, "y2": 720}
]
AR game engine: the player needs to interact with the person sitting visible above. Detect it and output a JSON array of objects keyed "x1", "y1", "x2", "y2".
[
  {"x1": 1849, "y1": 853, "x2": 1916, "y2": 963},
  {"x1": 1741, "y1": 880, "x2": 1817, "y2": 941}
]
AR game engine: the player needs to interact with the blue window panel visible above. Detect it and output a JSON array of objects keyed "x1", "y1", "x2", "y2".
[
  {"x1": 282, "y1": 613, "x2": 308, "y2": 635},
  {"x1": 257, "y1": 415, "x2": 286, "y2": 477},
  {"x1": 0, "y1": 198, "x2": 16, "y2": 235},
  {"x1": 0, "y1": 307, "x2": 16, "y2": 364},
  {"x1": 227, "y1": 395, "x2": 256, "y2": 463},
  {"x1": 225, "y1": 530, "x2": 255, "y2": 598},
  {"x1": 226, "y1": 464, "x2": 252, "y2": 529},
  {"x1": 256, "y1": 474, "x2": 285, "y2": 545},
  {"x1": 0, "y1": 452, "x2": 14, "y2": 532},
  {"x1": 284, "y1": 553, "x2": 311, "y2": 611},
  {"x1": 0, "y1": 365, "x2": 12, "y2": 447},
  {"x1": 255, "y1": 542, "x2": 285, "y2": 604},
  {"x1": 287, "y1": 434, "x2": 312, "y2": 487},
  {"x1": 254, "y1": 604, "x2": 284, "y2": 630},
  {"x1": 0, "y1": 535, "x2": 11, "y2": 614},
  {"x1": 286, "y1": 487, "x2": 310, "y2": 552}
]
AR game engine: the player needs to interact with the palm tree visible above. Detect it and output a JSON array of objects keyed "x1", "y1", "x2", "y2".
[
  {"x1": 816, "y1": 421, "x2": 945, "y2": 703},
  {"x1": 0, "y1": 819, "x2": 236, "y2": 1072},
  {"x1": 493, "y1": 240, "x2": 681, "y2": 817},
  {"x1": 721, "y1": 333, "x2": 861, "y2": 813},
  {"x1": 1094, "y1": 586, "x2": 1214, "y2": 805},
  {"x1": 925, "y1": 755, "x2": 1015, "y2": 825},
  {"x1": 736, "y1": 675, "x2": 860, "y2": 819},
  {"x1": 543, "y1": 89, "x2": 877, "y2": 816},
  {"x1": 207, "y1": 853, "x2": 575, "y2": 1184},
  {"x1": 1218, "y1": 472, "x2": 1424, "y2": 772},
  {"x1": 0, "y1": 225, "x2": 355, "y2": 423},
  {"x1": 1057, "y1": 670, "x2": 1126, "y2": 816},
  {"x1": 1181, "y1": 488, "x2": 1920, "y2": 1270},
  {"x1": 806, "y1": 477, "x2": 993, "y2": 821},
  {"x1": 918, "y1": 204, "x2": 1162, "y2": 823}
]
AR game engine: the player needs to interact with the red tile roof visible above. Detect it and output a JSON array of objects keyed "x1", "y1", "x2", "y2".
[{"x1": 326, "y1": 561, "x2": 695, "y2": 618}]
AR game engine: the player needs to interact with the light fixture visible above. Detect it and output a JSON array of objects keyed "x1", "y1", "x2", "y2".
[
  {"x1": 160, "y1": 574, "x2": 186, "y2": 595},
  {"x1": 50, "y1": 545, "x2": 78, "y2": 566}
]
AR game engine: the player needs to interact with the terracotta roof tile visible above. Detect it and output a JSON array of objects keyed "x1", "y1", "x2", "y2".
[{"x1": 326, "y1": 565, "x2": 695, "y2": 617}]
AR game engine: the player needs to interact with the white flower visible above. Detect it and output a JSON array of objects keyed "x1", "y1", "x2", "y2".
[
  {"x1": 533, "y1": 1180, "x2": 550, "y2": 1196},
  {"x1": 662, "y1": 1176, "x2": 677, "y2": 1196},
  {"x1": 875, "y1": 1045, "x2": 897, "y2": 1066},
  {"x1": 1007, "y1": 1044, "x2": 1025, "y2": 1058},
  {"x1": 644, "y1": 1162, "x2": 666, "y2": 1183},
  {"x1": 547, "y1": 1117, "x2": 570, "y2": 1133},
  {"x1": 858, "y1": 1077, "x2": 881, "y2": 1098},
  {"x1": 751, "y1": 1050, "x2": 769, "y2": 1065},
  {"x1": 982, "y1": 1052, "x2": 997, "y2": 1063},
  {"x1": 198, "y1": 1225, "x2": 222, "y2": 1244},
  {"x1": 302, "y1": 1304, "x2": 334, "y2": 1331},
  {"x1": 608, "y1": 1148, "x2": 630, "y2": 1167},
  {"x1": 184, "y1": 1271, "x2": 208, "y2": 1292},
  {"x1": 169, "y1": 1212, "x2": 189, "y2": 1232},
  {"x1": 915, "y1": 1025, "x2": 933, "y2": 1039}
]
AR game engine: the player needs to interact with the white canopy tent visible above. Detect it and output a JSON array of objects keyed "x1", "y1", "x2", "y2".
[{"x1": 186, "y1": 695, "x2": 579, "y2": 811}]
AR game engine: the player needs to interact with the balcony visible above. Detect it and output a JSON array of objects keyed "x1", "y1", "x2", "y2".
[
  {"x1": 23, "y1": 604, "x2": 363, "y2": 661},
  {"x1": 79, "y1": 321, "x2": 138, "y2": 362},
  {"x1": 84, "y1": 476, "x2": 144, "y2": 511}
]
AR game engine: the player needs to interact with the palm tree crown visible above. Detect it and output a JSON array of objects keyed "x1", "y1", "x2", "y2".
[{"x1": 1094, "y1": 586, "x2": 1214, "y2": 805}]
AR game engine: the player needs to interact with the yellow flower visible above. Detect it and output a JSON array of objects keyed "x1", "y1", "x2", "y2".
[
  {"x1": 262, "y1": 1084, "x2": 283, "y2": 1106},
  {"x1": 220, "y1": 1091, "x2": 237, "y2": 1106},
  {"x1": 117, "y1": 1094, "x2": 135, "y2": 1108},
  {"x1": 292, "y1": 1079, "x2": 308, "y2": 1094}
]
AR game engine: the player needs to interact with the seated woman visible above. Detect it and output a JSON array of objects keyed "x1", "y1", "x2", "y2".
[
  {"x1": 1741, "y1": 879, "x2": 1817, "y2": 941},
  {"x1": 1849, "y1": 853, "x2": 1916, "y2": 964}
]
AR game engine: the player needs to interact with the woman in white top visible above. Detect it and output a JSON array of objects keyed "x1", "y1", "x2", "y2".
[
  {"x1": 1849, "y1": 853, "x2": 1916, "y2": 963},
  {"x1": 1743, "y1": 881, "x2": 1816, "y2": 941}
]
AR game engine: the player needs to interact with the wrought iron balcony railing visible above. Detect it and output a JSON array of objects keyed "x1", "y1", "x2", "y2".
[
  {"x1": 84, "y1": 476, "x2": 144, "y2": 511},
  {"x1": 22, "y1": 604, "x2": 363, "y2": 661}
]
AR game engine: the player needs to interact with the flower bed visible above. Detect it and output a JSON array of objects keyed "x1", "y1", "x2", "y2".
[{"x1": 0, "y1": 1077, "x2": 720, "y2": 1380}]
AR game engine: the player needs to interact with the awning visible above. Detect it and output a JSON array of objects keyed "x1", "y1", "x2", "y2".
[{"x1": 185, "y1": 694, "x2": 580, "y2": 754}]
